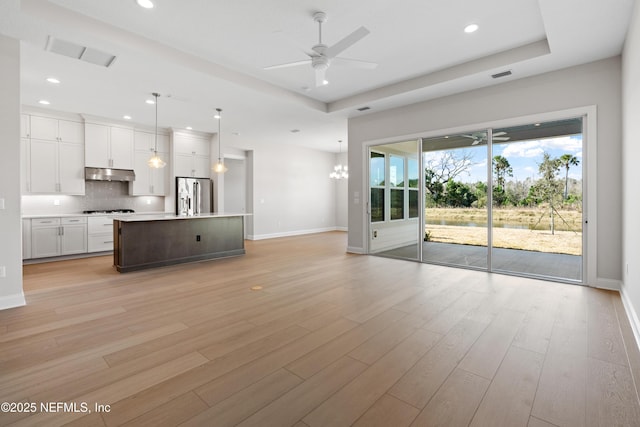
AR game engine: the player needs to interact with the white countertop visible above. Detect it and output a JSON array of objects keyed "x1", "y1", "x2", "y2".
[
  {"x1": 113, "y1": 213, "x2": 250, "y2": 222},
  {"x1": 22, "y1": 212, "x2": 250, "y2": 220}
]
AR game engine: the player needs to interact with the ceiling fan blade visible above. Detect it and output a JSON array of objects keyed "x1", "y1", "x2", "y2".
[
  {"x1": 325, "y1": 26, "x2": 370, "y2": 58},
  {"x1": 461, "y1": 134, "x2": 475, "y2": 139},
  {"x1": 493, "y1": 131, "x2": 507, "y2": 137},
  {"x1": 315, "y1": 67, "x2": 327, "y2": 87},
  {"x1": 332, "y1": 57, "x2": 378, "y2": 69},
  {"x1": 471, "y1": 140, "x2": 481, "y2": 145},
  {"x1": 493, "y1": 136, "x2": 511, "y2": 141},
  {"x1": 264, "y1": 59, "x2": 311, "y2": 70}
]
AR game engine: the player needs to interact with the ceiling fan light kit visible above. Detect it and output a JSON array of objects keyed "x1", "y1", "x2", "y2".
[{"x1": 265, "y1": 11, "x2": 377, "y2": 87}]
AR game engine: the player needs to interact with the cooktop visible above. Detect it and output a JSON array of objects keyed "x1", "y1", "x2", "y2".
[{"x1": 82, "y1": 209, "x2": 135, "y2": 214}]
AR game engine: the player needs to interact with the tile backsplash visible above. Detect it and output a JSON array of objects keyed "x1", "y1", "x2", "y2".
[{"x1": 22, "y1": 181, "x2": 166, "y2": 215}]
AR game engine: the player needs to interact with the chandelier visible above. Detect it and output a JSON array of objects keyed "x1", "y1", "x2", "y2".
[{"x1": 330, "y1": 140, "x2": 348, "y2": 179}]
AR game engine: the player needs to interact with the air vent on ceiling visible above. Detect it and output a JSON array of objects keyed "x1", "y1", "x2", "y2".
[
  {"x1": 491, "y1": 70, "x2": 512, "y2": 79},
  {"x1": 45, "y1": 36, "x2": 117, "y2": 68},
  {"x1": 357, "y1": 106, "x2": 371, "y2": 111}
]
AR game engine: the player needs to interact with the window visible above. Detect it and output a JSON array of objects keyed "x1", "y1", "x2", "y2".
[
  {"x1": 370, "y1": 152, "x2": 385, "y2": 222},
  {"x1": 408, "y1": 157, "x2": 419, "y2": 218},
  {"x1": 390, "y1": 155, "x2": 404, "y2": 220}
]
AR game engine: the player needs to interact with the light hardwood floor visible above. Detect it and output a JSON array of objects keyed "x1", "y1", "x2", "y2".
[{"x1": 2, "y1": 231, "x2": 639, "y2": 426}]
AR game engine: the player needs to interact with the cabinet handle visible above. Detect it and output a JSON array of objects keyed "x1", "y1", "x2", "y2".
[
  {"x1": 103, "y1": 224, "x2": 111, "y2": 226},
  {"x1": 103, "y1": 240, "x2": 113, "y2": 244}
]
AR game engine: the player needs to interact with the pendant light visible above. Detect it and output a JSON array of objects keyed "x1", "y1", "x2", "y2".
[
  {"x1": 330, "y1": 140, "x2": 348, "y2": 179},
  {"x1": 213, "y1": 108, "x2": 227, "y2": 173},
  {"x1": 147, "y1": 92, "x2": 166, "y2": 168}
]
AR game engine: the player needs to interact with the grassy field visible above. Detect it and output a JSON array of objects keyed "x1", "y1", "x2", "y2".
[{"x1": 425, "y1": 207, "x2": 582, "y2": 255}]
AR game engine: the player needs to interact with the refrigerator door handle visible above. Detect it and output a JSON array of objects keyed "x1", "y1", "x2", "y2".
[{"x1": 194, "y1": 181, "x2": 200, "y2": 214}]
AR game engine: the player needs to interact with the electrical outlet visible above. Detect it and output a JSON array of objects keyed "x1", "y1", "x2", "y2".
[
  {"x1": 53, "y1": 199, "x2": 60, "y2": 206},
  {"x1": 0, "y1": 198, "x2": 5, "y2": 210},
  {"x1": 0, "y1": 266, "x2": 6, "y2": 278},
  {"x1": 373, "y1": 230, "x2": 378, "y2": 239}
]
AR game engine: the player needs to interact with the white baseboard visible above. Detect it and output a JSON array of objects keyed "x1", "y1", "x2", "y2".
[
  {"x1": 620, "y1": 284, "x2": 640, "y2": 353},
  {"x1": 247, "y1": 227, "x2": 341, "y2": 241},
  {"x1": 347, "y1": 246, "x2": 365, "y2": 254},
  {"x1": 0, "y1": 292, "x2": 26, "y2": 311},
  {"x1": 595, "y1": 277, "x2": 622, "y2": 291}
]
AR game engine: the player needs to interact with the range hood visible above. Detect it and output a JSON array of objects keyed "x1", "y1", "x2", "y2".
[{"x1": 85, "y1": 167, "x2": 136, "y2": 182}]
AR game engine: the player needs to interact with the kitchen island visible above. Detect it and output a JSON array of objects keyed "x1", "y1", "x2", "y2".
[{"x1": 113, "y1": 213, "x2": 246, "y2": 272}]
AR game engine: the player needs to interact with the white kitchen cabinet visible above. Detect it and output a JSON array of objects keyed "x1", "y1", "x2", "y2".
[
  {"x1": 29, "y1": 139, "x2": 85, "y2": 194},
  {"x1": 23, "y1": 113, "x2": 85, "y2": 195},
  {"x1": 21, "y1": 137, "x2": 30, "y2": 194},
  {"x1": 131, "y1": 150, "x2": 168, "y2": 195},
  {"x1": 22, "y1": 219, "x2": 31, "y2": 259},
  {"x1": 134, "y1": 130, "x2": 169, "y2": 153},
  {"x1": 88, "y1": 216, "x2": 115, "y2": 252},
  {"x1": 173, "y1": 132, "x2": 210, "y2": 178},
  {"x1": 85, "y1": 123, "x2": 134, "y2": 169},
  {"x1": 130, "y1": 131, "x2": 169, "y2": 195},
  {"x1": 20, "y1": 114, "x2": 30, "y2": 138},
  {"x1": 30, "y1": 115, "x2": 83, "y2": 143},
  {"x1": 30, "y1": 217, "x2": 87, "y2": 258}
]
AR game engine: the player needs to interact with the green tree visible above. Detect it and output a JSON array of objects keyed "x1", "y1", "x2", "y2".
[
  {"x1": 531, "y1": 152, "x2": 563, "y2": 234},
  {"x1": 444, "y1": 180, "x2": 477, "y2": 207},
  {"x1": 492, "y1": 155, "x2": 513, "y2": 191},
  {"x1": 424, "y1": 150, "x2": 474, "y2": 206},
  {"x1": 558, "y1": 153, "x2": 580, "y2": 200}
]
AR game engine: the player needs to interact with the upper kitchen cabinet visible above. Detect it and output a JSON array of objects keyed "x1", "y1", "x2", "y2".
[
  {"x1": 20, "y1": 114, "x2": 30, "y2": 138},
  {"x1": 173, "y1": 131, "x2": 211, "y2": 178},
  {"x1": 30, "y1": 115, "x2": 84, "y2": 143},
  {"x1": 85, "y1": 123, "x2": 134, "y2": 169},
  {"x1": 130, "y1": 130, "x2": 169, "y2": 196},
  {"x1": 24, "y1": 113, "x2": 85, "y2": 195}
]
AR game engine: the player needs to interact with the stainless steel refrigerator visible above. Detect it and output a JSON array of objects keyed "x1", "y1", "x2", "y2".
[{"x1": 175, "y1": 177, "x2": 213, "y2": 216}]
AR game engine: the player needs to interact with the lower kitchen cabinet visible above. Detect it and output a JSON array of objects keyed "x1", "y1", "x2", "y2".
[
  {"x1": 30, "y1": 217, "x2": 87, "y2": 258},
  {"x1": 88, "y1": 216, "x2": 115, "y2": 252}
]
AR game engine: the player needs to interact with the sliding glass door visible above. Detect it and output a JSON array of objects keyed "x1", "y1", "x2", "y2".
[
  {"x1": 368, "y1": 116, "x2": 585, "y2": 284},
  {"x1": 422, "y1": 131, "x2": 488, "y2": 269},
  {"x1": 490, "y1": 118, "x2": 583, "y2": 282},
  {"x1": 368, "y1": 140, "x2": 421, "y2": 261}
]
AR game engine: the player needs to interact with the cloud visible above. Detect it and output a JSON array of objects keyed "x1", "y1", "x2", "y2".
[{"x1": 498, "y1": 136, "x2": 582, "y2": 159}]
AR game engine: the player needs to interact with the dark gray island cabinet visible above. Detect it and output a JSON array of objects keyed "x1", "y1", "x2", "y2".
[{"x1": 113, "y1": 214, "x2": 246, "y2": 272}]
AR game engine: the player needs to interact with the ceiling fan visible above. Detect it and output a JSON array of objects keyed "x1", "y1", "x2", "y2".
[
  {"x1": 461, "y1": 131, "x2": 510, "y2": 145},
  {"x1": 264, "y1": 11, "x2": 377, "y2": 87}
]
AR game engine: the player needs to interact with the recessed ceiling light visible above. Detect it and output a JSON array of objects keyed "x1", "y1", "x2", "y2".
[
  {"x1": 464, "y1": 24, "x2": 479, "y2": 33},
  {"x1": 322, "y1": 79, "x2": 329, "y2": 85},
  {"x1": 145, "y1": 99, "x2": 155, "y2": 105},
  {"x1": 46, "y1": 77, "x2": 60, "y2": 84},
  {"x1": 38, "y1": 100, "x2": 50, "y2": 105},
  {"x1": 136, "y1": 0, "x2": 154, "y2": 9},
  {"x1": 534, "y1": 123, "x2": 541, "y2": 127},
  {"x1": 123, "y1": 115, "x2": 132, "y2": 120},
  {"x1": 186, "y1": 126, "x2": 192, "y2": 130}
]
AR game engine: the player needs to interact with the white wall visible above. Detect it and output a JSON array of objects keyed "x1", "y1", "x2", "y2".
[
  {"x1": 348, "y1": 57, "x2": 622, "y2": 285},
  {"x1": 621, "y1": 1, "x2": 640, "y2": 344},
  {"x1": 0, "y1": 35, "x2": 25, "y2": 309},
  {"x1": 248, "y1": 142, "x2": 337, "y2": 239}
]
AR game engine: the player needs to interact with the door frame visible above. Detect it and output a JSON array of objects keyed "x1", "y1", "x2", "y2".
[{"x1": 362, "y1": 105, "x2": 596, "y2": 286}]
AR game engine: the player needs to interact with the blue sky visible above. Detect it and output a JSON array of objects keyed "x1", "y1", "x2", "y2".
[{"x1": 454, "y1": 135, "x2": 583, "y2": 183}]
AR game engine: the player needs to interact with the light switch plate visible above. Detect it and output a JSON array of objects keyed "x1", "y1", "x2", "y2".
[
  {"x1": 0, "y1": 266, "x2": 6, "y2": 278},
  {"x1": 0, "y1": 198, "x2": 5, "y2": 209}
]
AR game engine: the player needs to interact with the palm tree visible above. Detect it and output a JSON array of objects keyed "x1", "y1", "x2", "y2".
[{"x1": 559, "y1": 154, "x2": 580, "y2": 200}]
